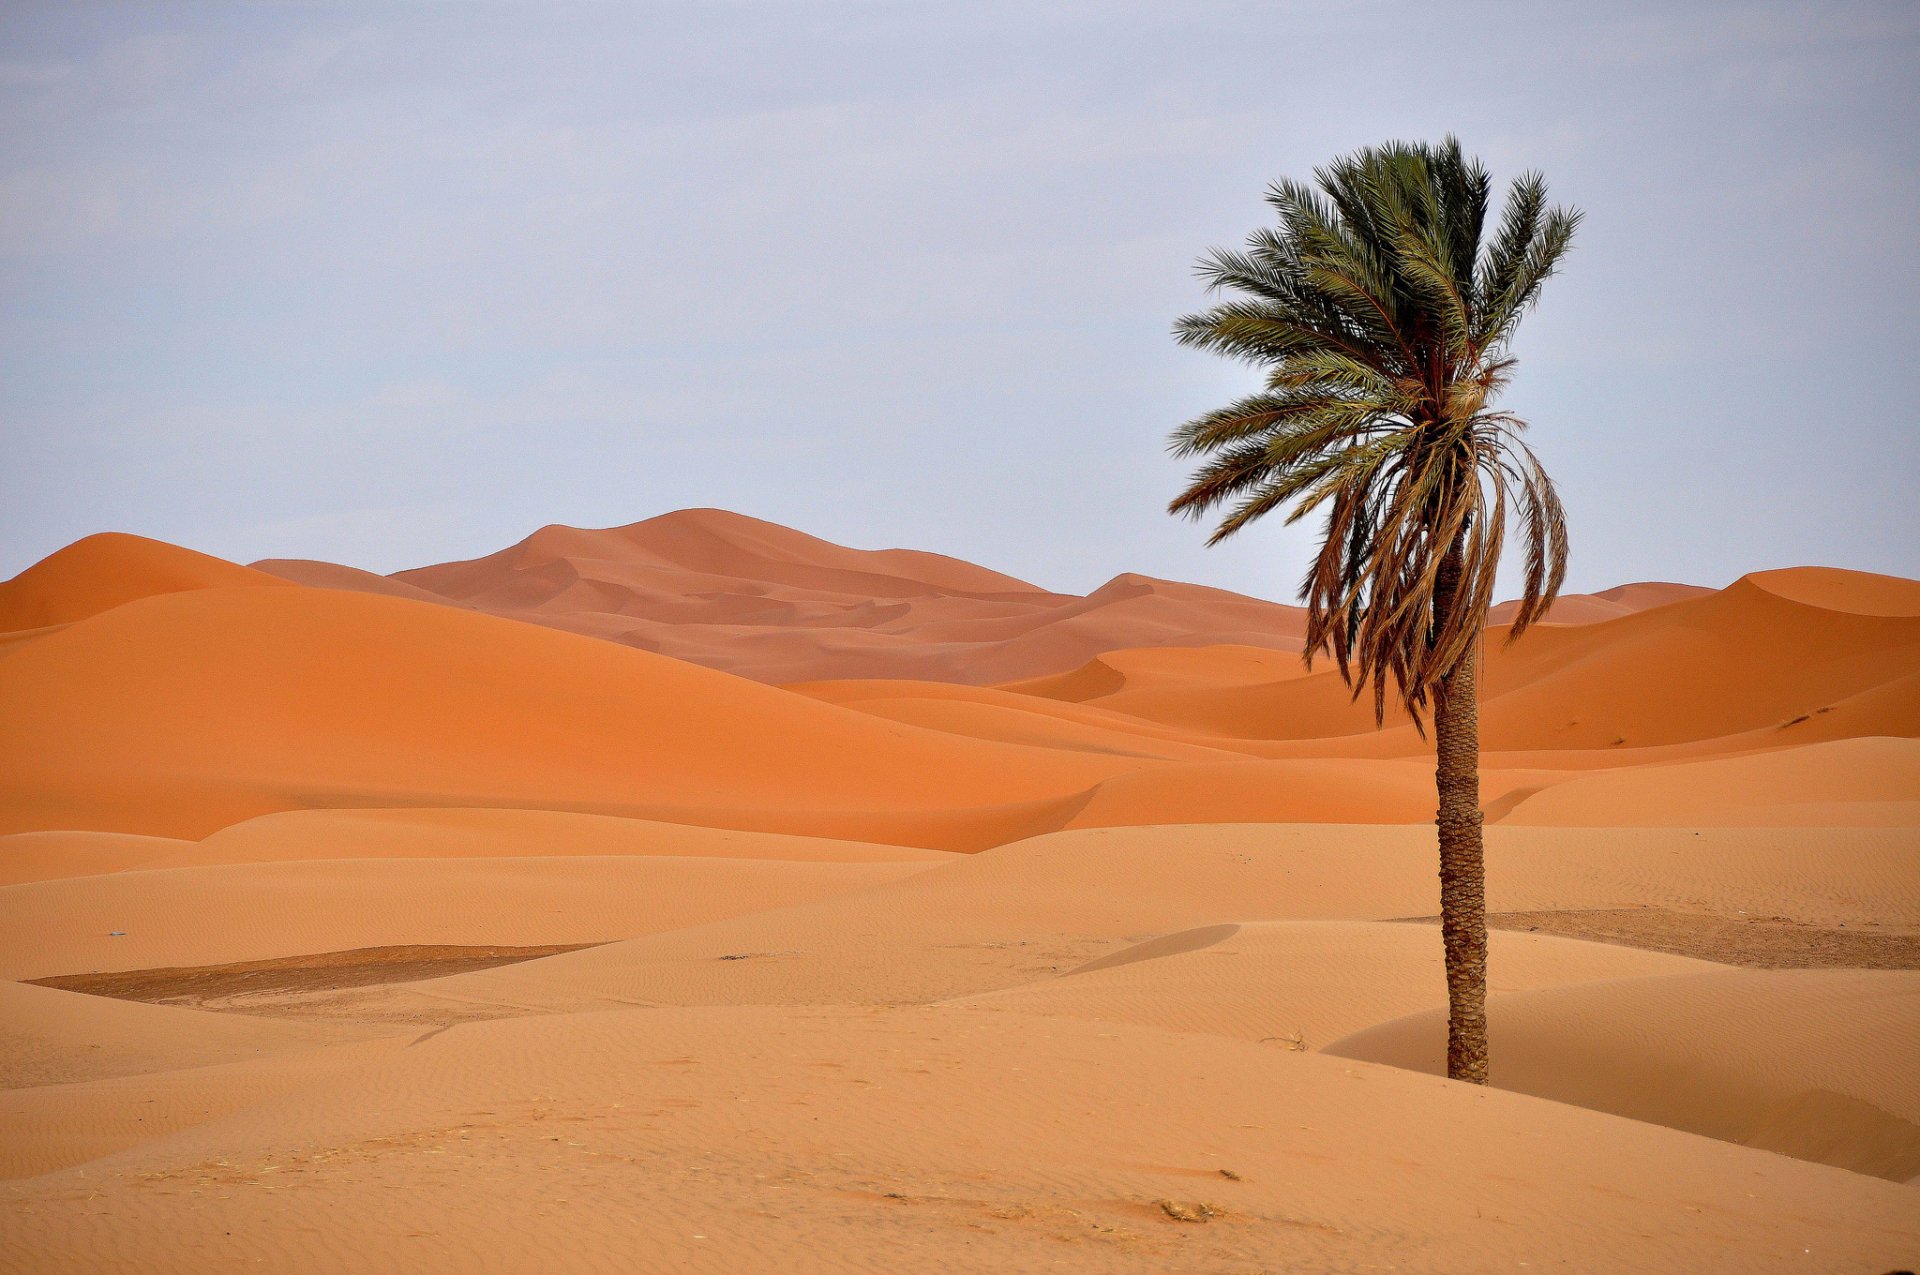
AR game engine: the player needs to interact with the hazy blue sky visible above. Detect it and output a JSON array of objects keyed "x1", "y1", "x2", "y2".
[{"x1": 3, "y1": 1, "x2": 1915, "y2": 598}]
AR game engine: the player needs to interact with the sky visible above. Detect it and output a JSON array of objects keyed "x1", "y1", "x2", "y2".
[{"x1": 2, "y1": 1, "x2": 1916, "y2": 600}]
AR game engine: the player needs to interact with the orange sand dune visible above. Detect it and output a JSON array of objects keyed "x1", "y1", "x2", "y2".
[
  {"x1": 1059, "y1": 758, "x2": 1440, "y2": 826},
  {"x1": 0, "y1": 979, "x2": 383, "y2": 1090},
  {"x1": 0, "y1": 830, "x2": 198, "y2": 885},
  {"x1": 5, "y1": 530, "x2": 1917, "y2": 848},
  {"x1": 954, "y1": 919, "x2": 1715, "y2": 1047},
  {"x1": 0, "y1": 583, "x2": 1150, "y2": 844},
  {"x1": 426, "y1": 824, "x2": 1920, "y2": 1015},
  {"x1": 255, "y1": 511, "x2": 1713, "y2": 688},
  {"x1": 1327, "y1": 968, "x2": 1920, "y2": 1180},
  {"x1": 0, "y1": 809, "x2": 947, "y2": 886},
  {"x1": 256, "y1": 509, "x2": 1313, "y2": 684},
  {"x1": 188, "y1": 808, "x2": 953, "y2": 867},
  {"x1": 252, "y1": 557, "x2": 474, "y2": 608},
  {"x1": 1749, "y1": 565, "x2": 1920, "y2": 616},
  {"x1": 1007, "y1": 567, "x2": 1920, "y2": 756},
  {"x1": 0, "y1": 855, "x2": 932, "y2": 980},
  {"x1": 1470, "y1": 569, "x2": 1920, "y2": 750},
  {"x1": 1503, "y1": 736, "x2": 1920, "y2": 826},
  {"x1": 7, "y1": 518, "x2": 1920, "y2": 1272},
  {"x1": 0, "y1": 532, "x2": 290, "y2": 631},
  {"x1": 7, "y1": 1004, "x2": 1913, "y2": 1273},
  {"x1": 3, "y1": 814, "x2": 1916, "y2": 1270},
  {"x1": 793, "y1": 686, "x2": 1246, "y2": 761},
  {"x1": 1487, "y1": 579, "x2": 1710, "y2": 625},
  {"x1": 0, "y1": 1033, "x2": 410, "y2": 1183}
]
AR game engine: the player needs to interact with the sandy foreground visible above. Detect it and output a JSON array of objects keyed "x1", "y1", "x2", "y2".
[{"x1": 2, "y1": 521, "x2": 1917, "y2": 1271}]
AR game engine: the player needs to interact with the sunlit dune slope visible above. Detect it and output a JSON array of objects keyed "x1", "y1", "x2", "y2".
[
  {"x1": 0, "y1": 855, "x2": 935, "y2": 980},
  {"x1": 423, "y1": 824, "x2": 1920, "y2": 1013},
  {"x1": 7, "y1": 1004, "x2": 1915, "y2": 1274},
  {"x1": 189, "y1": 808, "x2": 954, "y2": 867},
  {"x1": 0, "y1": 533, "x2": 290, "y2": 632},
  {"x1": 952, "y1": 919, "x2": 1714, "y2": 1046},
  {"x1": 1502, "y1": 736, "x2": 1920, "y2": 826},
  {"x1": 1327, "y1": 968, "x2": 1920, "y2": 1181},
  {"x1": 0, "y1": 584, "x2": 1153, "y2": 844},
  {"x1": 0, "y1": 980, "x2": 380, "y2": 1090},
  {"x1": 0, "y1": 809, "x2": 949, "y2": 886},
  {"x1": 1471, "y1": 568, "x2": 1920, "y2": 749},
  {"x1": 1748, "y1": 565, "x2": 1920, "y2": 616},
  {"x1": 0, "y1": 830, "x2": 197, "y2": 886},
  {"x1": 1003, "y1": 567, "x2": 1920, "y2": 753}
]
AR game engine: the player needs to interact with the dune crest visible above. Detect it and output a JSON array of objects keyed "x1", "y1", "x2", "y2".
[
  {"x1": 263, "y1": 509, "x2": 1312, "y2": 684},
  {"x1": 251, "y1": 511, "x2": 1726, "y2": 686},
  {"x1": 0, "y1": 533, "x2": 290, "y2": 632}
]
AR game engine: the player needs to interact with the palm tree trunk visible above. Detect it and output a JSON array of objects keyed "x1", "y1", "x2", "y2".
[{"x1": 1433, "y1": 551, "x2": 1489, "y2": 1084}]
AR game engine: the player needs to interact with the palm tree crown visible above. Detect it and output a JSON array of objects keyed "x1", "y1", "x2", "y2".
[{"x1": 1169, "y1": 137, "x2": 1580, "y2": 723}]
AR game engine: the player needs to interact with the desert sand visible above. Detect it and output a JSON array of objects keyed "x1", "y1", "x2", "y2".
[{"x1": 2, "y1": 515, "x2": 1916, "y2": 1273}]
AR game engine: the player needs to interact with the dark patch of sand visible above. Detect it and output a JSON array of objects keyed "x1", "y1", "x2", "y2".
[
  {"x1": 29, "y1": 943, "x2": 602, "y2": 1006},
  {"x1": 1399, "y1": 908, "x2": 1920, "y2": 969}
]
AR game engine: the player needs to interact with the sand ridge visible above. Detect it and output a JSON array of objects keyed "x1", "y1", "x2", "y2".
[
  {"x1": 261, "y1": 509, "x2": 1315, "y2": 685},
  {"x1": 5, "y1": 531, "x2": 1916, "y2": 849}
]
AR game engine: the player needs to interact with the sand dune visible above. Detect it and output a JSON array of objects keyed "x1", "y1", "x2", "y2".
[
  {"x1": 1, "y1": 815, "x2": 1915, "y2": 1271},
  {"x1": 0, "y1": 979, "x2": 384, "y2": 1090},
  {"x1": 794, "y1": 685, "x2": 1248, "y2": 761},
  {"x1": 1503, "y1": 735, "x2": 1920, "y2": 826},
  {"x1": 8, "y1": 529, "x2": 1914, "y2": 849},
  {"x1": 0, "y1": 829, "x2": 197, "y2": 885},
  {"x1": 1487, "y1": 579, "x2": 1710, "y2": 625},
  {"x1": 0, "y1": 532, "x2": 290, "y2": 632},
  {"x1": 6, "y1": 1004, "x2": 1915, "y2": 1274},
  {"x1": 252, "y1": 557, "x2": 475, "y2": 608},
  {"x1": 0, "y1": 807, "x2": 940, "y2": 894},
  {"x1": 1327, "y1": 968, "x2": 1920, "y2": 1180},
  {"x1": 253, "y1": 508, "x2": 1312, "y2": 684},
  {"x1": 1008, "y1": 568, "x2": 1920, "y2": 755},
  {"x1": 954, "y1": 919, "x2": 1716, "y2": 1046},
  {"x1": 4, "y1": 518, "x2": 1918, "y2": 1272},
  {"x1": 1750, "y1": 565, "x2": 1920, "y2": 616},
  {"x1": 1469, "y1": 569, "x2": 1920, "y2": 751},
  {"x1": 250, "y1": 512, "x2": 1719, "y2": 687},
  {"x1": 1060, "y1": 757, "x2": 1443, "y2": 826},
  {"x1": 0, "y1": 583, "x2": 1151, "y2": 844},
  {"x1": 421, "y1": 824, "x2": 1920, "y2": 1015},
  {"x1": 0, "y1": 855, "x2": 933, "y2": 981}
]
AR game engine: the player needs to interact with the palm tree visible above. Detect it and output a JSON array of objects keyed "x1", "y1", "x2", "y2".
[{"x1": 1167, "y1": 138, "x2": 1579, "y2": 1083}]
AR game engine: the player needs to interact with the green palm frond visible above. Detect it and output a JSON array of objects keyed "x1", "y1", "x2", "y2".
[{"x1": 1169, "y1": 136, "x2": 1579, "y2": 727}]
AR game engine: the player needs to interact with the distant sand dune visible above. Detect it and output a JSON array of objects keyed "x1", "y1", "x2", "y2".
[
  {"x1": 255, "y1": 509, "x2": 1314, "y2": 685},
  {"x1": 6, "y1": 531, "x2": 1913, "y2": 848}
]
